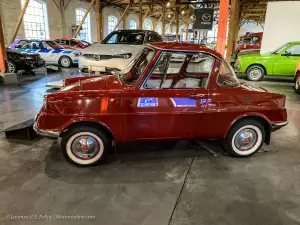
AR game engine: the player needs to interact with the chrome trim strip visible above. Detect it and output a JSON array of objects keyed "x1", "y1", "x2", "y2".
[
  {"x1": 33, "y1": 122, "x2": 60, "y2": 138},
  {"x1": 271, "y1": 121, "x2": 289, "y2": 129}
]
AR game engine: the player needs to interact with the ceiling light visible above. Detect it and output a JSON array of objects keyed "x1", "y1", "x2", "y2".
[
  {"x1": 166, "y1": 2, "x2": 170, "y2": 7},
  {"x1": 181, "y1": 11, "x2": 185, "y2": 15},
  {"x1": 168, "y1": 14, "x2": 172, "y2": 18}
]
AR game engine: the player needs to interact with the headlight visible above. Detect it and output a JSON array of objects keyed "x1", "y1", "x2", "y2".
[
  {"x1": 43, "y1": 95, "x2": 47, "y2": 112},
  {"x1": 115, "y1": 53, "x2": 132, "y2": 59},
  {"x1": 236, "y1": 58, "x2": 240, "y2": 65},
  {"x1": 26, "y1": 56, "x2": 33, "y2": 60},
  {"x1": 19, "y1": 56, "x2": 25, "y2": 60},
  {"x1": 74, "y1": 51, "x2": 82, "y2": 57}
]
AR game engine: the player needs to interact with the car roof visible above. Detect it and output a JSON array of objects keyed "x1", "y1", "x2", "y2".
[
  {"x1": 147, "y1": 42, "x2": 223, "y2": 59},
  {"x1": 55, "y1": 37, "x2": 78, "y2": 40},
  {"x1": 112, "y1": 29, "x2": 157, "y2": 34}
]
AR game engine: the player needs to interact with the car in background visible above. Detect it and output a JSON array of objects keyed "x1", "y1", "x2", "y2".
[
  {"x1": 34, "y1": 42, "x2": 288, "y2": 166},
  {"x1": 236, "y1": 32, "x2": 263, "y2": 54},
  {"x1": 54, "y1": 38, "x2": 91, "y2": 50},
  {"x1": 9, "y1": 39, "x2": 80, "y2": 68},
  {"x1": 6, "y1": 48, "x2": 44, "y2": 73},
  {"x1": 79, "y1": 29, "x2": 163, "y2": 74},
  {"x1": 235, "y1": 41, "x2": 300, "y2": 81}
]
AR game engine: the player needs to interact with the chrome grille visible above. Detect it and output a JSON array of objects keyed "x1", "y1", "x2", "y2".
[{"x1": 83, "y1": 54, "x2": 113, "y2": 61}]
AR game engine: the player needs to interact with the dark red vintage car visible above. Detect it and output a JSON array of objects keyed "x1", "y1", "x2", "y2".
[{"x1": 34, "y1": 42, "x2": 288, "y2": 166}]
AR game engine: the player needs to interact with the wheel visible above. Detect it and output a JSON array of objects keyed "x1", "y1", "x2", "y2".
[
  {"x1": 246, "y1": 65, "x2": 265, "y2": 81},
  {"x1": 7, "y1": 60, "x2": 17, "y2": 73},
  {"x1": 294, "y1": 73, "x2": 300, "y2": 94},
  {"x1": 61, "y1": 126, "x2": 110, "y2": 166},
  {"x1": 59, "y1": 56, "x2": 72, "y2": 68},
  {"x1": 226, "y1": 119, "x2": 265, "y2": 157}
]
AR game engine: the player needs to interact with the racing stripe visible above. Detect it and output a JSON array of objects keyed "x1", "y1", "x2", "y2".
[
  {"x1": 27, "y1": 49, "x2": 39, "y2": 53},
  {"x1": 62, "y1": 50, "x2": 73, "y2": 54},
  {"x1": 39, "y1": 49, "x2": 51, "y2": 53},
  {"x1": 52, "y1": 49, "x2": 63, "y2": 53}
]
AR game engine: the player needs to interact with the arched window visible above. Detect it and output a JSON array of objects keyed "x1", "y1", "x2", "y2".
[
  {"x1": 143, "y1": 21, "x2": 151, "y2": 30},
  {"x1": 129, "y1": 20, "x2": 137, "y2": 30},
  {"x1": 22, "y1": 0, "x2": 49, "y2": 39},
  {"x1": 75, "y1": 8, "x2": 91, "y2": 41},
  {"x1": 108, "y1": 15, "x2": 118, "y2": 34},
  {"x1": 155, "y1": 23, "x2": 162, "y2": 34}
]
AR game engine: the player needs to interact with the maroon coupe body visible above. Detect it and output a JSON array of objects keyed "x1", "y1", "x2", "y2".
[{"x1": 34, "y1": 42, "x2": 287, "y2": 166}]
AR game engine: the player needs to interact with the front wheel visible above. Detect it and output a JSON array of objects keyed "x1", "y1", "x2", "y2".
[
  {"x1": 61, "y1": 126, "x2": 110, "y2": 166},
  {"x1": 226, "y1": 119, "x2": 265, "y2": 157},
  {"x1": 246, "y1": 65, "x2": 265, "y2": 81},
  {"x1": 7, "y1": 60, "x2": 17, "y2": 73},
  {"x1": 59, "y1": 56, "x2": 72, "y2": 68}
]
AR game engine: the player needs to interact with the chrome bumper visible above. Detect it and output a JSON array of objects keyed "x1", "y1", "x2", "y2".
[
  {"x1": 33, "y1": 122, "x2": 60, "y2": 138},
  {"x1": 271, "y1": 121, "x2": 288, "y2": 130}
]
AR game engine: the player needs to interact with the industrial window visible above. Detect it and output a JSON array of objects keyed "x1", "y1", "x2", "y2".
[
  {"x1": 108, "y1": 15, "x2": 118, "y2": 34},
  {"x1": 129, "y1": 20, "x2": 137, "y2": 30},
  {"x1": 22, "y1": 0, "x2": 49, "y2": 39},
  {"x1": 143, "y1": 21, "x2": 151, "y2": 30},
  {"x1": 75, "y1": 8, "x2": 91, "y2": 42},
  {"x1": 155, "y1": 24, "x2": 162, "y2": 34}
]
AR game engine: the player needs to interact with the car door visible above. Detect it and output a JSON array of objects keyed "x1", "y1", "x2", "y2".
[
  {"x1": 122, "y1": 51, "x2": 214, "y2": 141},
  {"x1": 272, "y1": 44, "x2": 300, "y2": 75}
]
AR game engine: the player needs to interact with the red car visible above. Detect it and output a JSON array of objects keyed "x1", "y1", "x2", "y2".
[
  {"x1": 34, "y1": 42, "x2": 288, "y2": 166},
  {"x1": 54, "y1": 38, "x2": 91, "y2": 50}
]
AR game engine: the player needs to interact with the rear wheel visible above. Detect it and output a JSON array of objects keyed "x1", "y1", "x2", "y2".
[
  {"x1": 59, "y1": 56, "x2": 72, "y2": 68},
  {"x1": 61, "y1": 126, "x2": 110, "y2": 166},
  {"x1": 246, "y1": 65, "x2": 265, "y2": 81},
  {"x1": 226, "y1": 119, "x2": 265, "y2": 157},
  {"x1": 7, "y1": 60, "x2": 17, "y2": 73},
  {"x1": 294, "y1": 72, "x2": 300, "y2": 94}
]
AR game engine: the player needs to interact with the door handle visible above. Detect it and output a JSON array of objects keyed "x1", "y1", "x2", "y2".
[{"x1": 189, "y1": 93, "x2": 204, "y2": 99}]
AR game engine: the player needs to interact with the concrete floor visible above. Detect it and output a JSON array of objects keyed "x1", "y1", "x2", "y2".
[{"x1": 0, "y1": 69, "x2": 300, "y2": 225}]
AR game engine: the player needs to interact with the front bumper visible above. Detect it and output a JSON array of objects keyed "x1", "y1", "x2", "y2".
[
  {"x1": 271, "y1": 121, "x2": 289, "y2": 131},
  {"x1": 33, "y1": 122, "x2": 60, "y2": 138}
]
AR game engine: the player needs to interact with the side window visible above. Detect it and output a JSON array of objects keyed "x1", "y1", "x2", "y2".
[
  {"x1": 147, "y1": 34, "x2": 154, "y2": 43},
  {"x1": 217, "y1": 60, "x2": 239, "y2": 87},
  {"x1": 145, "y1": 52, "x2": 210, "y2": 89},
  {"x1": 286, "y1": 45, "x2": 300, "y2": 56},
  {"x1": 155, "y1": 34, "x2": 163, "y2": 42},
  {"x1": 107, "y1": 34, "x2": 118, "y2": 43},
  {"x1": 186, "y1": 53, "x2": 214, "y2": 74},
  {"x1": 70, "y1": 40, "x2": 78, "y2": 46}
]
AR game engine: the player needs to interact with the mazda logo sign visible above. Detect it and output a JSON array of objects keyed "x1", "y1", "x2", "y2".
[
  {"x1": 94, "y1": 55, "x2": 101, "y2": 60},
  {"x1": 202, "y1": 13, "x2": 211, "y2": 22}
]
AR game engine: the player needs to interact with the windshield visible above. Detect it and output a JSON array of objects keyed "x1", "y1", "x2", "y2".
[
  {"x1": 102, "y1": 31, "x2": 145, "y2": 45},
  {"x1": 272, "y1": 42, "x2": 290, "y2": 54},
  {"x1": 81, "y1": 40, "x2": 91, "y2": 46},
  {"x1": 217, "y1": 60, "x2": 240, "y2": 87},
  {"x1": 45, "y1": 41, "x2": 64, "y2": 49},
  {"x1": 118, "y1": 47, "x2": 155, "y2": 86}
]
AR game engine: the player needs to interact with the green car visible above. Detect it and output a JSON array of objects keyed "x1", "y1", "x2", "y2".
[{"x1": 236, "y1": 42, "x2": 300, "y2": 81}]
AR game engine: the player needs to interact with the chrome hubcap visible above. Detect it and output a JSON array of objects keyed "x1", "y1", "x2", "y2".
[
  {"x1": 71, "y1": 135, "x2": 99, "y2": 159},
  {"x1": 8, "y1": 62, "x2": 15, "y2": 73},
  {"x1": 61, "y1": 58, "x2": 70, "y2": 67},
  {"x1": 249, "y1": 68, "x2": 262, "y2": 80},
  {"x1": 234, "y1": 128, "x2": 258, "y2": 151}
]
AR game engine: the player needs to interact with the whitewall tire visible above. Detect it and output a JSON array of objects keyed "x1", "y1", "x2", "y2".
[
  {"x1": 226, "y1": 119, "x2": 265, "y2": 157},
  {"x1": 61, "y1": 126, "x2": 110, "y2": 166},
  {"x1": 59, "y1": 56, "x2": 72, "y2": 68},
  {"x1": 294, "y1": 75, "x2": 300, "y2": 94}
]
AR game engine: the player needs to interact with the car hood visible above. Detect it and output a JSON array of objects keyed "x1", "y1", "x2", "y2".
[
  {"x1": 6, "y1": 48, "x2": 39, "y2": 56},
  {"x1": 82, "y1": 44, "x2": 143, "y2": 55},
  {"x1": 239, "y1": 53, "x2": 272, "y2": 59},
  {"x1": 60, "y1": 75, "x2": 122, "y2": 92}
]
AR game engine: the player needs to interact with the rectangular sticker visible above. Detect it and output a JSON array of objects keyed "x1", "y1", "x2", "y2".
[{"x1": 137, "y1": 97, "x2": 158, "y2": 107}]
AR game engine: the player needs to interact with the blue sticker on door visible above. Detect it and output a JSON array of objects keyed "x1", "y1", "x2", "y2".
[{"x1": 137, "y1": 97, "x2": 158, "y2": 107}]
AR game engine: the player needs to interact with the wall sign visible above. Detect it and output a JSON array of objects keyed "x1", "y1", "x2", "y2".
[{"x1": 193, "y1": 9, "x2": 214, "y2": 30}]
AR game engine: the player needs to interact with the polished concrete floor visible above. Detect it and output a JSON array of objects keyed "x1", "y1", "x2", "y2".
[{"x1": 0, "y1": 69, "x2": 300, "y2": 225}]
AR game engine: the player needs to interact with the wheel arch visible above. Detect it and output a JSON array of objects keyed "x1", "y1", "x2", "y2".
[
  {"x1": 225, "y1": 114, "x2": 271, "y2": 145},
  {"x1": 60, "y1": 120, "x2": 115, "y2": 141},
  {"x1": 246, "y1": 63, "x2": 267, "y2": 75}
]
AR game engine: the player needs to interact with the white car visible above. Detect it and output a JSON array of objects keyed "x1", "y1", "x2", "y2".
[
  {"x1": 9, "y1": 39, "x2": 80, "y2": 68},
  {"x1": 79, "y1": 30, "x2": 163, "y2": 74}
]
